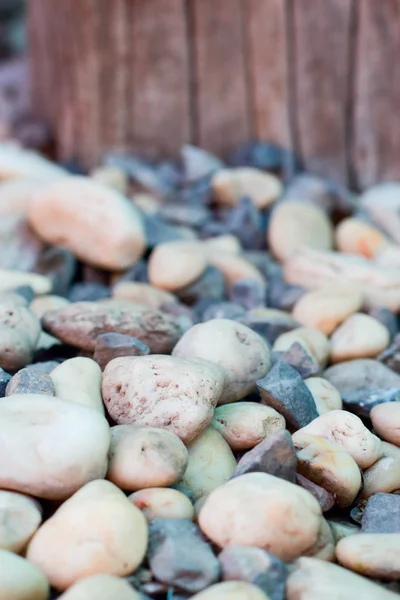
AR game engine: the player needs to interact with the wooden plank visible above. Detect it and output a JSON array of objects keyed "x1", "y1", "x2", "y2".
[
  {"x1": 292, "y1": 0, "x2": 354, "y2": 184},
  {"x1": 190, "y1": 0, "x2": 251, "y2": 156},
  {"x1": 130, "y1": 0, "x2": 191, "y2": 159},
  {"x1": 353, "y1": 0, "x2": 400, "y2": 189},
  {"x1": 244, "y1": 0, "x2": 290, "y2": 148}
]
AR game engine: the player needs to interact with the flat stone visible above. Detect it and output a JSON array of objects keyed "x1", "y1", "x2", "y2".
[
  {"x1": 257, "y1": 361, "x2": 319, "y2": 429},
  {"x1": 229, "y1": 278, "x2": 267, "y2": 311},
  {"x1": 147, "y1": 518, "x2": 219, "y2": 594},
  {"x1": 232, "y1": 430, "x2": 297, "y2": 482},
  {"x1": 295, "y1": 474, "x2": 335, "y2": 512},
  {"x1": 176, "y1": 266, "x2": 225, "y2": 305},
  {"x1": 277, "y1": 342, "x2": 321, "y2": 378},
  {"x1": 362, "y1": 493, "x2": 400, "y2": 533},
  {"x1": 68, "y1": 283, "x2": 111, "y2": 302},
  {"x1": 219, "y1": 545, "x2": 287, "y2": 600},
  {"x1": 324, "y1": 359, "x2": 400, "y2": 395},
  {"x1": 241, "y1": 308, "x2": 300, "y2": 344},
  {"x1": 342, "y1": 388, "x2": 400, "y2": 418},
  {"x1": 6, "y1": 367, "x2": 55, "y2": 396},
  {"x1": 93, "y1": 332, "x2": 150, "y2": 370}
]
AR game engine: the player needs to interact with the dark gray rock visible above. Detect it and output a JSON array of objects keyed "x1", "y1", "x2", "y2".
[
  {"x1": 267, "y1": 276, "x2": 306, "y2": 312},
  {"x1": 35, "y1": 246, "x2": 76, "y2": 296},
  {"x1": 202, "y1": 302, "x2": 246, "y2": 322},
  {"x1": 232, "y1": 430, "x2": 297, "y2": 482},
  {"x1": 147, "y1": 519, "x2": 219, "y2": 594},
  {"x1": 277, "y1": 342, "x2": 320, "y2": 378},
  {"x1": 369, "y1": 306, "x2": 398, "y2": 340},
  {"x1": 5, "y1": 366, "x2": 55, "y2": 396},
  {"x1": 82, "y1": 264, "x2": 109, "y2": 286},
  {"x1": 324, "y1": 359, "x2": 400, "y2": 395},
  {"x1": 241, "y1": 311, "x2": 299, "y2": 345},
  {"x1": 378, "y1": 332, "x2": 400, "y2": 373},
  {"x1": 362, "y1": 493, "x2": 400, "y2": 533},
  {"x1": 295, "y1": 474, "x2": 335, "y2": 512},
  {"x1": 68, "y1": 282, "x2": 111, "y2": 302},
  {"x1": 0, "y1": 367, "x2": 11, "y2": 396},
  {"x1": 143, "y1": 213, "x2": 197, "y2": 247},
  {"x1": 342, "y1": 387, "x2": 400, "y2": 418},
  {"x1": 219, "y1": 545, "x2": 287, "y2": 600},
  {"x1": 93, "y1": 332, "x2": 150, "y2": 370},
  {"x1": 115, "y1": 260, "x2": 149, "y2": 284},
  {"x1": 229, "y1": 278, "x2": 267, "y2": 311},
  {"x1": 176, "y1": 266, "x2": 225, "y2": 305},
  {"x1": 257, "y1": 361, "x2": 319, "y2": 429}
]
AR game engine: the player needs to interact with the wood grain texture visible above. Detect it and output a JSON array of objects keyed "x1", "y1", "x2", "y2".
[
  {"x1": 130, "y1": 0, "x2": 191, "y2": 158},
  {"x1": 292, "y1": 0, "x2": 354, "y2": 184},
  {"x1": 244, "y1": 0, "x2": 290, "y2": 147},
  {"x1": 353, "y1": 0, "x2": 400, "y2": 189},
  {"x1": 190, "y1": 0, "x2": 251, "y2": 156}
]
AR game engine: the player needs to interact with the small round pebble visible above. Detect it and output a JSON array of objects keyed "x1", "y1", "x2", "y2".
[
  {"x1": 273, "y1": 326, "x2": 331, "y2": 367},
  {"x1": 0, "y1": 549, "x2": 49, "y2": 600},
  {"x1": 129, "y1": 488, "x2": 194, "y2": 522},
  {"x1": 58, "y1": 574, "x2": 140, "y2": 600},
  {"x1": 0, "y1": 490, "x2": 42, "y2": 553},
  {"x1": 112, "y1": 281, "x2": 177, "y2": 308},
  {"x1": 29, "y1": 294, "x2": 70, "y2": 318},
  {"x1": 148, "y1": 241, "x2": 207, "y2": 291},
  {"x1": 304, "y1": 377, "x2": 343, "y2": 414},
  {"x1": 371, "y1": 402, "x2": 400, "y2": 446},
  {"x1": 212, "y1": 167, "x2": 282, "y2": 209},
  {"x1": 336, "y1": 533, "x2": 400, "y2": 580},
  {"x1": 6, "y1": 367, "x2": 55, "y2": 396},
  {"x1": 362, "y1": 442, "x2": 400, "y2": 498},
  {"x1": 330, "y1": 313, "x2": 390, "y2": 363}
]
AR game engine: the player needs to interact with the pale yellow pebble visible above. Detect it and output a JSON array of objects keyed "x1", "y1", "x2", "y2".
[
  {"x1": 304, "y1": 518, "x2": 335, "y2": 562},
  {"x1": 112, "y1": 281, "x2": 176, "y2": 309},
  {"x1": 148, "y1": 241, "x2": 207, "y2": 291},
  {"x1": 0, "y1": 178, "x2": 46, "y2": 214},
  {"x1": 58, "y1": 574, "x2": 140, "y2": 600},
  {"x1": 330, "y1": 313, "x2": 390, "y2": 363},
  {"x1": 0, "y1": 270, "x2": 51, "y2": 295},
  {"x1": 0, "y1": 549, "x2": 49, "y2": 600},
  {"x1": 0, "y1": 143, "x2": 67, "y2": 182},
  {"x1": 328, "y1": 519, "x2": 360, "y2": 544},
  {"x1": 208, "y1": 252, "x2": 264, "y2": 286},
  {"x1": 212, "y1": 167, "x2": 282, "y2": 209},
  {"x1": 203, "y1": 234, "x2": 242, "y2": 256},
  {"x1": 336, "y1": 533, "x2": 400, "y2": 580},
  {"x1": 129, "y1": 488, "x2": 194, "y2": 522},
  {"x1": 370, "y1": 403, "x2": 400, "y2": 446},
  {"x1": 90, "y1": 166, "x2": 128, "y2": 195},
  {"x1": 335, "y1": 218, "x2": 389, "y2": 258},
  {"x1": 0, "y1": 491, "x2": 42, "y2": 553},
  {"x1": 30, "y1": 294, "x2": 70, "y2": 318},
  {"x1": 50, "y1": 357, "x2": 104, "y2": 414},
  {"x1": 191, "y1": 581, "x2": 270, "y2": 600},
  {"x1": 304, "y1": 377, "x2": 342, "y2": 415},
  {"x1": 273, "y1": 327, "x2": 331, "y2": 366}
]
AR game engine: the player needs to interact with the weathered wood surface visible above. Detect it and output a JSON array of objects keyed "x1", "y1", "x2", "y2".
[{"x1": 28, "y1": 0, "x2": 400, "y2": 189}]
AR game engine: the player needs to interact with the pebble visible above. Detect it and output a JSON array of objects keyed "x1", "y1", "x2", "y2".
[
  {"x1": 201, "y1": 301, "x2": 245, "y2": 321},
  {"x1": 335, "y1": 217, "x2": 388, "y2": 257},
  {"x1": 0, "y1": 490, "x2": 41, "y2": 553},
  {"x1": 267, "y1": 275, "x2": 306, "y2": 312},
  {"x1": 102, "y1": 355, "x2": 224, "y2": 443},
  {"x1": 330, "y1": 313, "x2": 390, "y2": 362},
  {"x1": 304, "y1": 377, "x2": 342, "y2": 414},
  {"x1": 291, "y1": 284, "x2": 363, "y2": 335},
  {"x1": 324, "y1": 358, "x2": 400, "y2": 395},
  {"x1": 268, "y1": 201, "x2": 333, "y2": 261},
  {"x1": 0, "y1": 143, "x2": 67, "y2": 182},
  {"x1": 0, "y1": 548, "x2": 49, "y2": 600},
  {"x1": 93, "y1": 332, "x2": 150, "y2": 370},
  {"x1": 274, "y1": 342, "x2": 321, "y2": 377},
  {"x1": 176, "y1": 266, "x2": 225, "y2": 305},
  {"x1": 295, "y1": 474, "x2": 335, "y2": 512},
  {"x1": 205, "y1": 195, "x2": 265, "y2": 250},
  {"x1": 68, "y1": 282, "x2": 111, "y2": 302},
  {"x1": 371, "y1": 402, "x2": 400, "y2": 446},
  {"x1": 181, "y1": 144, "x2": 224, "y2": 182},
  {"x1": 360, "y1": 181, "x2": 400, "y2": 244},
  {"x1": 30, "y1": 294, "x2": 70, "y2": 318},
  {"x1": 293, "y1": 433, "x2": 362, "y2": 507},
  {"x1": 342, "y1": 387, "x2": 400, "y2": 418},
  {"x1": 0, "y1": 366, "x2": 11, "y2": 396},
  {"x1": 35, "y1": 246, "x2": 76, "y2": 296},
  {"x1": 148, "y1": 241, "x2": 207, "y2": 291},
  {"x1": 257, "y1": 360, "x2": 319, "y2": 429},
  {"x1": 227, "y1": 140, "x2": 286, "y2": 171},
  {"x1": 26, "y1": 480, "x2": 148, "y2": 590},
  {"x1": 241, "y1": 308, "x2": 300, "y2": 344},
  {"x1": 218, "y1": 545, "x2": 287, "y2": 600},
  {"x1": 147, "y1": 518, "x2": 219, "y2": 593},
  {"x1": 5, "y1": 366, "x2": 55, "y2": 396},
  {"x1": 305, "y1": 517, "x2": 335, "y2": 562},
  {"x1": 229, "y1": 278, "x2": 267, "y2": 310},
  {"x1": 273, "y1": 327, "x2": 330, "y2": 367},
  {"x1": 363, "y1": 443, "x2": 400, "y2": 498},
  {"x1": 207, "y1": 252, "x2": 264, "y2": 287},
  {"x1": 199, "y1": 472, "x2": 322, "y2": 561},
  {"x1": 203, "y1": 234, "x2": 242, "y2": 256},
  {"x1": 0, "y1": 269, "x2": 51, "y2": 294},
  {"x1": 286, "y1": 556, "x2": 398, "y2": 600},
  {"x1": 361, "y1": 493, "x2": 400, "y2": 533},
  {"x1": 28, "y1": 176, "x2": 146, "y2": 270},
  {"x1": 181, "y1": 427, "x2": 236, "y2": 501},
  {"x1": 90, "y1": 165, "x2": 128, "y2": 193},
  {"x1": 0, "y1": 178, "x2": 45, "y2": 215},
  {"x1": 212, "y1": 167, "x2": 282, "y2": 209},
  {"x1": 50, "y1": 357, "x2": 104, "y2": 413},
  {"x1": 378, "y1": 332, "x2": 400, "y2": 372},
  {"x1": 107, "y1": 425, "x2": 188, "y2": 491},
  {"x1": 0, "y1": 298, "x2": 41, "y2": 371},
  {"x1": 232, "y1": 429, "x2": 297, "y2": 482},
  {"x1": 112, "y1": 281, "x2": 176, "y2": 308},
  {"x1": 337, "y1": 533, "x2": 400, "y2": 580},
  {"x1": 172, "y1": 318, "x2": 270, "y2": 404},
  {"x1": 0, "y1": 394, "x2": 110, "y2": 499},
  {"x1": 0, "y1": 211, "x2": 44, "y2": 271},
  {"x1": 58, "y1": 574, "x2": 141, "y2": 600},
  {"x1": 191, "y1": 581, "x2": 270, "y2": 600},
  {"x1": 129, "y1": 488, "x2": 194, "y2": 522},
  {"x1": 211, "y1": 402, "x2": 285, "y2": 451},
  {"x1": 328, "y1": 518, "x2": 360, "y2": 543},
  {"x1": 283, "y1": 172, "x2": 351, "y2": 215},
  {"x1": 42, "y1": 299, "x2": 182, "y2": 353}
]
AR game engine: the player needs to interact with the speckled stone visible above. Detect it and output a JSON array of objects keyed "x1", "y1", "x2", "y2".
[
  {"x1": 362, "y1": 493, "x2": 400, "y2": 533},
  {"x1": 6, "y1": 367, "x2": 55, "y2": 396}
]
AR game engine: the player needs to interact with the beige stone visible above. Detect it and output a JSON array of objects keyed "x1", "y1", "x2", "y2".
[
  {"x1": 50, "y1": 357, "x2": 104, "y2": 414},
  {"x1": 211, "y1": 402, "x2": 285, "y2": 451},
  {"x1": 191, "y1": 581, "x2": 269, "y2": 600},
  {"x1": 199, "y1": 472, "x2": 322, "y2": 561},
  {"x1": 172, "y1": 318, "x2": 270, "y2": 404},
  {"x1": 102, "y1": 355, "x2": 224, "y2": 444},
  {"x1": 286, "y1": 557, "x2": 397, "y2": 600},
  {"x1": 0, "y1": 491, "x2": 42, "y2": 553},
  {"x1": 129, "y1": 488, "x2": 194, "y2": 522},
  {"x1": 330, "y1": 313, "x2": 390, "y2": 363},
  {"x1": 371, "y1": 403, "x2": 400, "y2": 446},
  {"x1": 28, "y1": 176, "x2": 146, "y2": 270},
  {"x1": 0, "y1": 549, "x2": 49, "y2": 600},
  {"x1": 0, "y1": 299, "x2": 41, "y2": 370},
  {"x1": 132, "y1": 193, "x2": 161, "y2": 214},
  {"x1": 292, "y1": 433, "x2": 361, "y2": 507},
  {"x1": 107, "y1": 425, "x2": 188, "y2": 491},
  {"x1": 0, "y1": 178, "x2": 46, "y2": 214},
  {"x1": 30, "y1": 294, "x2": 69, "y2": 318},
  {"x1": 295, "y1": 409, "x2": 382, "y2": 469},
  {"x1": 292, "y1": 284, "x2": 363, "y2": 335},
  {"x1": 335, "y1": 218, "x2": 388, "y2": 258},
  {"x1": 273, "y1": 327, "x2": 331, "y2": 366},
  {"x1": 269, "y1": 200, "x2": 333, "y2": 261},
  {"x1": 0, "y1": 143, "x2": 67, "y2": 182},
  {"x1": 181, "y1": 428, "x2": 236, "y2": 501},
  {"x1": 337, "y1": 533, "x2": 400, "y2": 580},
  {"x1": 112, "y1": 281, "x2": 176, "y2": 309},
  {"x1": 207, "y1": 252, "x2": 264, "y2": 286},
  {"x1": 304, "y1": 518, "x2": 335, "y2": 562},
  {"x1": 363, "y1": 442, "x2": 400, "y2": 498},
  {"x1": 0, "y1": 394, "x2": 110, "y2": 500},
  {"x1": 374, "y1": 244, "x2": 400, "y2": 269},
  {"x1": 90, "y1": 166, "x2": 128, "y2": 194},
  {"x1": 27, "y1": 480, "x2": 148, "y2": 590},
  {"x1": 0, "y1": 269, "x2": 51, "y2": 295},
  {"x1": 58, "y1": 574, "x2": 140, "y2": 600},
  {"x1": 148, "y1": 241, "x2": 207, "y2": 291},
  {"x1": 203, "y1": 234, "x2": 242, "y2": 256},
  {"x1": 212, "y1": 167, "x2": 282, "y2": 209},
  {"x1": 304, "y1": 377, "x2": 342, "y2": 415}
]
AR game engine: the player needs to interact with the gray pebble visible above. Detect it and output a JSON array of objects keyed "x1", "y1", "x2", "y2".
[
  {"x1": 295, "y1": 473, "x2": 335, "y2": 512},
  {"x1": 257, "y1": 361, "x2": 319, "y2": 429},
  {"x1": 181, "y1": 144, "x2": 224, "y2": 183},
  {"x1": 26, "y1": 361, "x2": 61, "y2": 374},
  {"x1": 232, "y1": 430, "x2": 297, "y2": 482},
  {"x1": 324, "y1": 359, "x2": 400, "y2": 395},
  {"x1": 362, "y1": 493, "x2": 400, "y2": 533},
  {"x1": 202, "y1": 302, "x2": 246, "y2": 322},
  {"x1": 177, "y1": 266, "x2": 225, "y2": 305},
  {"x1": 276, "y1": 342, "x2": 320, "y2": 378},
  {"x1": 94, "y1": 332, "x2": 150, "y2": 370},
  {"x1": 6, "y1": 366, "x2": 55, "y2": 396},
  {"x1": 241, "y1": 311, "x2": 299, "y2": 345},
  {"x1": 114, "y1": 260, "x2": 149, "y2": 284},
  {"x1": 267, "y1": 276, "x2": 306, "y2": 312},
  {"x1": 147, "y1": 518, "x2": 219, "y2": 594},
  {"x1": 229, "y1": 278, "x2": 267, "y2": 311},
  {"x1": 12, "y1": 285, "x2": 35, "y2": 303},
  {"x1": 160, "y1": 302, "x2": 195, "y2": 333},
  {"x1": 68, "y1": 282, "x2": 111, "y2": 302},
  {"x1": 0, "y1": 367, "x2": 11, "y2": 397},
  {"x1": 35, "y1": 246, "x2": 76, "y2": 297},
  {"x1": 369, "y1": 306, "x2": 398, "y2": 340},
  {"x1": 219, "y1": 545, "x2": 287, "y2": 600},
  {"x1": 342, "y1": 387, "x2": 400, "y2": 418}
]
